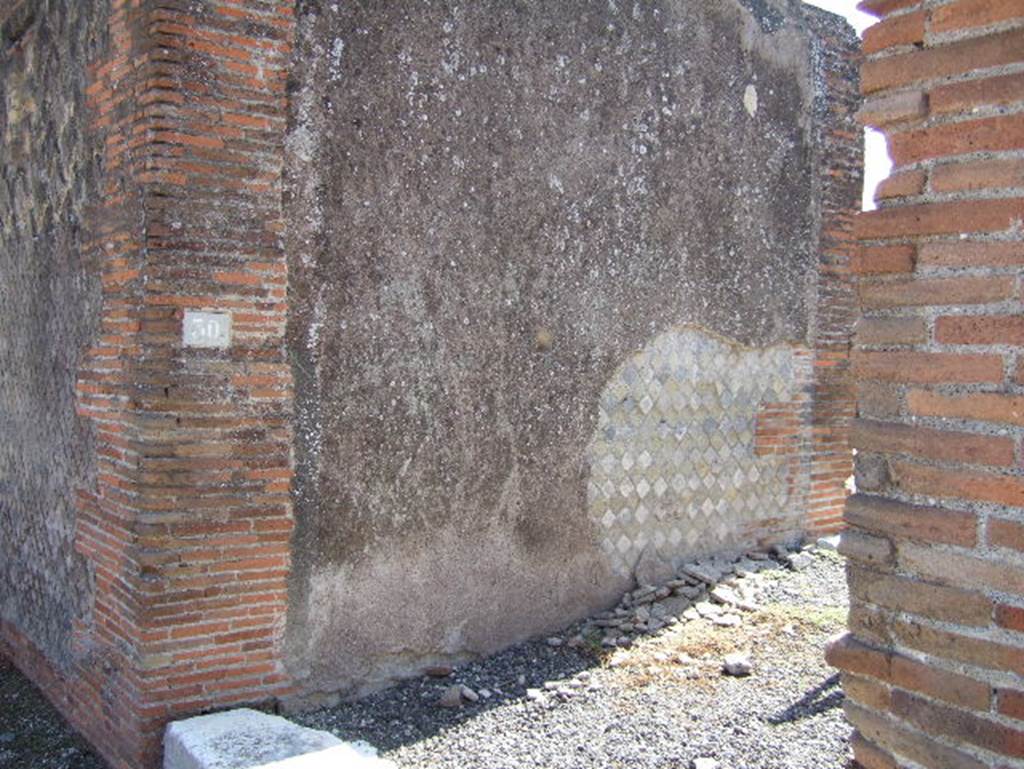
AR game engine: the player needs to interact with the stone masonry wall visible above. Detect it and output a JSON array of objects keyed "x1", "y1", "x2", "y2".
[
  {"x1": 0, "y1": 0, "x2": 107, "y2": 668},
  {"x1": 284, "y1": 0, "x2": 860, "y2": 699},
  {"x1": 827, "y1": 2, "x2": 1024, "y2": 768}
]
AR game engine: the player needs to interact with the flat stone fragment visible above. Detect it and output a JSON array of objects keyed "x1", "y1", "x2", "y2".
[
  {"x1": 680, "y1": 564, "x2": 720, "y2": 585},
  {"x1": 710, "y1": 585, "x2": 759, "y2": 612},
  {"x1": 658, "y1": 596, "x2": 692, "y2": 618},
  {"x1": 164, "y1": 708, "x2": 396, "y2": 769},
  {"x1": 694, "y1": 601, "x2": 722, "y2": 618},
  {"x1": 733, "y1": 558, "x2": 762, "y2": 575},
  {"x1": 709, "y1": 585, "x2": 737, "y2": 604}
]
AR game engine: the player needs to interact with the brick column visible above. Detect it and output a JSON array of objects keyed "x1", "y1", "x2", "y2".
[
  {"x1": 124, "y1": 0, "x2": 297, "y2": 736},
  {"x1": 828, "y1": 2, "x2": 1024, "y2": 768},
  {"x1": 806, "y1": 8, "x2": 864, "y2": 535},
  {"x1": 8, "y1": 2, "x2": 298, "y2": 767}
]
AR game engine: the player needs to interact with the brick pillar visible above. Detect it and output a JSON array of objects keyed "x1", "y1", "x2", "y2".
[
  {"x1": 19, "y1": 2, "x2": 298, "y2": 767},
  {"x1": 828, "y1": 2, "x2": 1024, "y2": 768},
  {"x1": 806, "y1": 9, "x2": 863, "y2": 536}
]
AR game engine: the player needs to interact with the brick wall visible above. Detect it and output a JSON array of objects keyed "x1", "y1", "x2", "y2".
[
  {"x1": 2, "y1": 1, "x2": 297, "y2": 767},
  {"x1": 828, "y1": 2, "x2": 1024, "y2": 767},
  {"x1": 806, "y1": 7, "x2": 864, "y2": 536}
]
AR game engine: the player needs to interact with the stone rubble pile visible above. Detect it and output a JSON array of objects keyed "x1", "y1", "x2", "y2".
[
  {"x1": 429, "y1": 537, "x2": 839, "y2": 709},
  {"x1": 565, "y1": 541, "x2": 819, "y2": 652}
]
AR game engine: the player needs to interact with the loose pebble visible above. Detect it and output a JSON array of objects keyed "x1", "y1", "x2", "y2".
[
  {"x1": 723, "y1": 652, "x2": 754, "y2": 677},
  {"x1": 437, "y1": 685, "x2": 463, "y2": 708}
]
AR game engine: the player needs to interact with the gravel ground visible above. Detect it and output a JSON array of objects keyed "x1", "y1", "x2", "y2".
[
  {"x1": 0, "y1": 545, "x2": 850, "y2": 769},
  {"x1": 297, "y1": 546, "x2": 852, "y2": 769},
  {"x1": 0, "y1": 657, "x2": 105, "y2": 769}
]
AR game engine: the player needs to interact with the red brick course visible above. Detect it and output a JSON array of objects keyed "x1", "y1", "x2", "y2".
[
  {"x1": 861, "y1": 27, "x2": 1024, "y2": 94},
  {"x1": 931, "y1": 0, "x2": 1024, "y2": 34},
  {"x1": 851, "y1": 244, "x2": 916, "y2": 276},
  {"x1": 862, "y1": 9, "x2": 925, "y2": 54}
]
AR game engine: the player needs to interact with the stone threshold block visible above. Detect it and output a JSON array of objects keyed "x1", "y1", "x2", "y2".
[{"x1": 164, "y1": 709, "x2": 396, "y2": 769}]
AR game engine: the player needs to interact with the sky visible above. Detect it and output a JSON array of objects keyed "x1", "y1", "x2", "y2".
[{"x1": 802, "y1": 0, "x2": 892, "y2": 210}]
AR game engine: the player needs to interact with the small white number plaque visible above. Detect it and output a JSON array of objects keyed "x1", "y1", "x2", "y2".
[{"x1": 183, "y1": 310, "x2": 232, "y2": 349}]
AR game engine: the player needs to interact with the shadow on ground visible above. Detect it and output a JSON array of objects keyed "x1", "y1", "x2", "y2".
[
  {"x1": 767, "y1": 672, "x2": 844, "y2": 725},
  {"x1": 0, "y1": 656, "x2": 106, "y2": 769},
  {"x1": 298, "y1": 640, "x2": 605, "y2": 752}
]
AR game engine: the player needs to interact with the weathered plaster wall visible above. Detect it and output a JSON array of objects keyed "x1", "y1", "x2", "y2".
[
  {"x1": 0, "y1": 0, "x2": 106, "y2": 666},
  {"x1": 285, "y1": 0, "x2": 855, "y2": 696}
]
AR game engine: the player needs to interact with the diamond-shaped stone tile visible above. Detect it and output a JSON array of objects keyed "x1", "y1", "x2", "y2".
[
  {"x1": 635, "y1": 504, "x2": 649, "y2": 525},
  {"x1": 601, "y1": 453, "x2": 617, "y2": 474}
]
